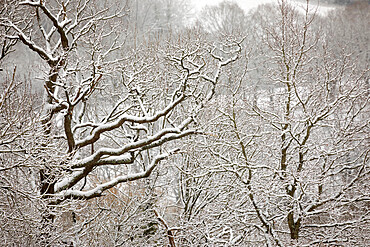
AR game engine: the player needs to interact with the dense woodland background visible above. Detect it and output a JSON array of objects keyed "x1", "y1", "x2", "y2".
[{"x1": 0, "y1": 0, "x2": 369, "y2": 246}]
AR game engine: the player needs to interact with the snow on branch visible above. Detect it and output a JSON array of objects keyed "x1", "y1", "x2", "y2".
[
  {"x1": 75, "y1": 94, "x2": 185, "y2": 148},
  {"x1": 59, "y1": 149, "x2": 179, "y2": 200},
  {"x1": 73, "y1": 125, "x2": 186, "y2": 169}
]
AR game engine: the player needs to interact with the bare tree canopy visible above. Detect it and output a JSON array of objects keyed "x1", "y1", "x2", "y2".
[{"x1": 0, "y1": 0, "x2": 368, "y2": 246}]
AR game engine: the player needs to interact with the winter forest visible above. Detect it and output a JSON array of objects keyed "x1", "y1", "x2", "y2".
[{"x1": 0, "y1": 0, "x2": 369, "y2": 246}]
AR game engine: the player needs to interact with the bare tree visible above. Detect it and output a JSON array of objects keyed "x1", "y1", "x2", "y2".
[
  {"x1": 175, "y1": 1, "x2": 369, "y2": 246},
  {"x1": 198, "y1": 0, "x2": 248, "y2": 36},
  {"x1": 0, "y1": 0, "x2": 241, "y2": 244}
]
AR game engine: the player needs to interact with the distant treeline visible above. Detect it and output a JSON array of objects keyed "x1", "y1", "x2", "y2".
[{"x1": 323, "y1": 0, "x2": 369, "y2": 5}]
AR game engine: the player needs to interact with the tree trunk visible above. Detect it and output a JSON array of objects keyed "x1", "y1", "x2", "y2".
[{"x1": 287, "y1": 213, "x2": 301, "y2": 239}]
